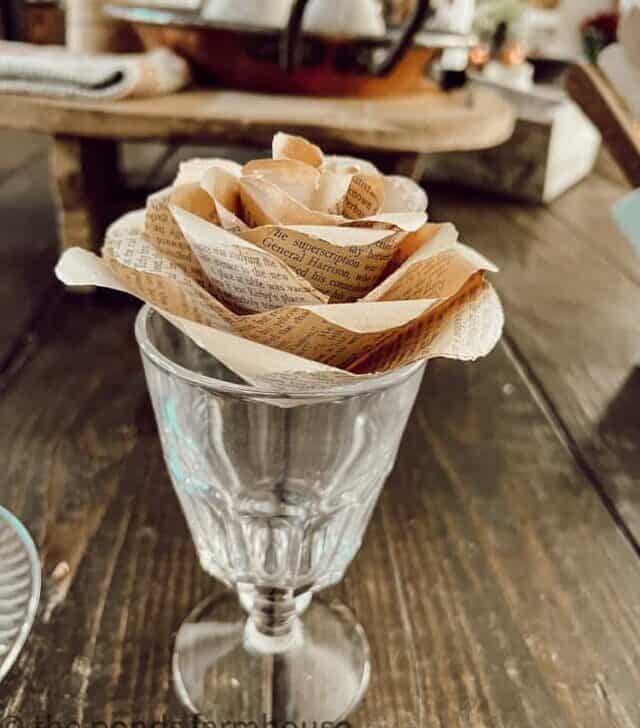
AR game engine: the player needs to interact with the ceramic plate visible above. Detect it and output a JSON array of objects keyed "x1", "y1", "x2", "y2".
[{"x1": 0, "y1": 507, "x2": 41, "y2": 684}]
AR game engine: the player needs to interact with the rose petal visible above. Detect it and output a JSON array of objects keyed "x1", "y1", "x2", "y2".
[
  {"x1": 382, "y1": 176, "x2": 428, "y2": 213},
  {"x1": 273, "y1": 132, "x2": 324, "y2": 168}
]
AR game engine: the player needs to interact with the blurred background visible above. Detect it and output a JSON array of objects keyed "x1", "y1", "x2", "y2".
[
  {"x1": 0, "y1": 0, "x2": 631, "y2": 201},
  {"x1": 0, "y1": 0, "x2": 637, "y2": 332}
]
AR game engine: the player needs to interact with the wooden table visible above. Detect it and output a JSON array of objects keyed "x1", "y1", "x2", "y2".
[
  {"x1": 0, "y1": 87, "x2": 514, "y2": 255},
  {"x1": 1, "y1": 133, "x2": 640, "y2": 727}
]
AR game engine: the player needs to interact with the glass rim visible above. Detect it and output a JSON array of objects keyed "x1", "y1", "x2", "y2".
[{"x1": 135, "y1": 305, "x2": 426, "y2": 401}]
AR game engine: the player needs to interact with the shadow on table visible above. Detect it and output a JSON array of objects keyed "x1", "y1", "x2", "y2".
[{"x1": 593, "y1": 365, "x2": 640, "y2": 512}]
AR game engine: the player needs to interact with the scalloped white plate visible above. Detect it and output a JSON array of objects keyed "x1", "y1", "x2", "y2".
[{"x1": 0, "y1": 506, "x2": 41, "y2": 684}]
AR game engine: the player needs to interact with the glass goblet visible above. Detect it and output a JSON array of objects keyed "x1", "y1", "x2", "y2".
[{"x1": 136, "y1": 305, "x2": 426, "y2": 726}]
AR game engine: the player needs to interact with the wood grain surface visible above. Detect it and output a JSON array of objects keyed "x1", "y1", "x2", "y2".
[
  {"x1": 0, "y1": 86, "x2": 514, "y2": 254},
  {"x1": 0, "y1": 133, "x2": 56, "y2": 371},
  {"x1": 1, "y1": 135, "x2": 640, "y2": 727},
  {"x1": 0, "y1": 86, "x2": 514, "y2": 154},
  {"x1": 430, "y1": 173, "x2": 640, "y2": 549}
]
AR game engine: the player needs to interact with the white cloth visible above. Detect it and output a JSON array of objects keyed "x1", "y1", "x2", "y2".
[{"x1": 0, "y1": 42, "x2": 191, "y2": 101}]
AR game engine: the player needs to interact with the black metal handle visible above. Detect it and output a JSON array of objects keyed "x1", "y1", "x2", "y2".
[
  {"x1": 280, "y1": 0, "x2": 309, "y2": 73},
  {"x1": 281, "y1": 0, "x2": 433, "y2": 76}
]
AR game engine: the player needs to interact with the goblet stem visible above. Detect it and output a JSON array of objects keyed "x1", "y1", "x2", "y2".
[{"x1": 244, "y1": 587, "x2": 305, "y2": 655}]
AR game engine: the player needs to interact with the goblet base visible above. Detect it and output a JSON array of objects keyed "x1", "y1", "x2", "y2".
[{"x1": 173, "y1": 592, "x2": 370, "y2": 726}]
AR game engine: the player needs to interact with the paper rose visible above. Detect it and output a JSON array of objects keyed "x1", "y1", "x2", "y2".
[{"x1": 56, "y1": 133, "x2": 503, "y2": 387}]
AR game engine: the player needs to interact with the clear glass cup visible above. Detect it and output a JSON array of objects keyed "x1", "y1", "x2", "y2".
[{"x1": 136, "y1": 305, "x2": 426, "y2": 725}]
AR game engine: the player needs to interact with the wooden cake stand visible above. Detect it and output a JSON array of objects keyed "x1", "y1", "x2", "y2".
[{"x1": 0, "y1": 85, "x2": 514, "y2": 252}]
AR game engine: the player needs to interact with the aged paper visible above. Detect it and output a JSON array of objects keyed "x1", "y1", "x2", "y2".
[
  {"x1": 56, "y1": 132, "x2": 504, "y2": 388},
  {"x1": 144, "y1": 187, "x2": 211, "y2": 286},
  {"x1": 351, "y1": 276, "x2": 504, "y2": 373},
  {"x1": 57, "y1": 243, "x2": 502, "y2": 388},
  {"x1": 172, "y1": 176, "x2": 428, "y2": 305},
  {"x1": 174, "y1": 157, "x2": 243, "y2": 186},
  {"x1": 101, "y1": 212, "x2": 456, "y2": 369},
  {"x1": 62, "y1": 210, "x2": 499, "y2": 372},
  {"x1": 240, "y1": 224, "x2": 404, "y2": 302},
  {"x1": 103, "y1": 211, "x2": 236, "y2": 330},
  {"x1": 170, "y1": 205, "x2": 329, "y2": 311},
  {"x1": 382, "y1": 175, "x2": 429, "y2": 213},
  {"x1": 272, "y1": 134, "x2": 428, "y2": 214},
  {"x1": 199, "y1": 165, "x2": 248, "y2": 234},
  {"x1": 273, "y1": 132, "x2": 324, "y2": 168},
  {"x1": 239, "y1": 175, "x2": 345, "y2": 227},
  {"x1": 243, "y1": 159, "x2": 322, "y2": 207},
  {"x1": 60, "y1": 217, "x2": 442, "y2": 369},
  {"x1": 365, "y1": 223, "x2": 498, "y2": 302}
]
